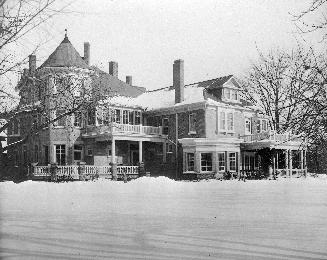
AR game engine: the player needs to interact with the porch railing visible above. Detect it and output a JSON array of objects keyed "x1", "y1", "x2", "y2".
[
  {"x1": 32, "y1": 165, "x2": 139, "y2": 180},
  {"x1": 241, "y1": 131, "x2": 303, "y2": 143},
  {"x1": 84, "y1": 123, "x2": 163, "y2": 136}
]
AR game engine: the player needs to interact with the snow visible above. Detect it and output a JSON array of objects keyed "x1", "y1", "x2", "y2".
[
  {"x1": 102, "y1": 86, "x2": 206, "y2": 110},
  {"x1": 1, "y1": 177, "x2": 327, "y2": 259}
]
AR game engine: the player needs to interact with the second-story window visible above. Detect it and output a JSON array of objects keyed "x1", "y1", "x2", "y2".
[
  {"x1": 231, "y1": 90, "x2": 238, "y2": 100},
  {"x1": 224, "y1": 89, "x2": 231, "y2": 99},
  {"x1": 128, "y1": 111, "x2": 134, "y2": 125},
  {"x1": 219, "y1": 111, "x2": 226, "y2": 130},
  {"x1": 227, "y1": 112, "x2": 234, "y2": 131},
  {"x1": 257, "y1": 120, "x2": 261, "y2": 133},
  {"x1": 123, "y1": 110, "x2": 129, "y2": 124},
  {"x1": 113, "y1": 109, "x2": 121, "y2": 124},
  {"x1": 135, "y1": 111, "x2": 141, "y2": 125},
  {"x1": 245, "y1": 118, "x2": 251, "y2": 134},
  {"x1": 261, "y1": 119, "x2": 268, "y2": 132},
  {"x1": 189, "y1": 113, "x2": 196, "y2": 133},
  {"x1": 74, "y1": 111, "x2": 82, "y2": 127},
  {"x1": 56, "y1": 109, "x2": 66, "y2": 127},
  {"x1": 162, "y1": 118, "x2": 169, "y2": 135}
]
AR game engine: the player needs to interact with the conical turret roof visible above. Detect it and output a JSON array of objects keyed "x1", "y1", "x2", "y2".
[{"x1": 40, "y1": 34, "x2": 89, "y2": 69}]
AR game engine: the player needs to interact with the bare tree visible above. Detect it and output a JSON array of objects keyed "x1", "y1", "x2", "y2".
[
  {"x1": 293, "y1": 0, "x2": 327, "y2": 40},
  {"x1": 243, "y1": 47, "x2": 326, "y2": 140},
  {"x1": 0, "y1": 0, "x2": 72, "y2": 111}
]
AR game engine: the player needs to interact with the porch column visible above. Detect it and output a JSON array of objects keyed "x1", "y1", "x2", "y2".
[
  {"x1": 138, "y1": 140, "x2": 143, "y2": 163},
  {"x1": 285, "y1": 150, "x2": 289, "y2": 177},
  {"x1": 300, "y1": 149, "x2": 304, "y2": 176},
  {"x1": 276, "y1": 151, "x2": 279, "y2": 170},
  {"x1": 272, "y1": 151, "x2": 275, "y2": 179},
  {"x1": 304, "y1": 149, "x2": 307, "y2": 177},
  {"x1": 237, "y1": 151, "x2": 241, "y2": 179},
  {"x1": 213, "y1": 152, "x2": 218, "y2": 174},
  {"x1": 289, "y1": 150, "x2": 293, "y2": 178},
  {"x1": 195, "y1": 152, "x2": 201, "y2": 173},
  {"x1": 111, "y1": 138, "x2": 117, "y2": 180}
]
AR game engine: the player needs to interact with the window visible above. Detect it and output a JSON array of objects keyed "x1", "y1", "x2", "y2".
[
  {"x1": 55, "y1": 145, "x2": 66, "y2": 165},
  {"x1": 219, "y1": 111, "x2": 226, "y2": 130},
  {"x1": 122, "y1": 110, "x2": 128, "y2": 124},
  {"x1": 135, "y1": 111, "x2": 141, "y2": 125},
  {"x1": 245, "y1": 155, "x2": 250, "y2": 170},
  {"x1": 261, "y1": 119, "x2": 268, "y2": 132},
  {"x1": 256, "y1": 120, "x2": 261, "y2": 133},
  {"x1": 87, "y1": 147, "x2": 93, "y2": 156},
  {"x1": 227, "y1": 112, "x2": 234, "y2": 131},
  {"x1": 44, "y1": 145, "x2": 49, "y2": 165},
  {"x1": 189, "y1": 113, "x2": 196, "y2": 133},
  {"x1": 218, "y1": 153, "x2": 225, "y2": 171},
  {"x1": 113, "y1": 109, "x2": 121, "y2": 124},
  {"x1": 162, "y1": 118, "x2": 169, "y2": 135},
  {"x1": 56, "y1": 109, "x2": 66, "y2": 126},
  {"x1": 166, "y1": 143, "x2": 173, "y2": 153},
  {"x1": 245, "y1": 118, "x2": 251, "y2": 133},
  {"x1": 23, "y1": 145, "x2": 27, "y2": 163},
  {"x1": 74, "y1": 111, "x2": 82, "y2": 127},
  {"x1": 128, "y1": 111, "x2": 134, "y2": 125},
  {"x1": 186, "y1": 153, "x2": 195, "y2": 172},
  {"x1": 34, "y1": 145, "x2": 38, "y2": 162},
  {"x1": 201, "y1": 153, "x2": 212, "y2": 172},
  {"x1": 231, "y1": 90, "x2": 237, "y2": 100},
  {"x1": 87, "y1": 108, "x2": 95, "y2": 125},
  {"x1": 224, "y1": 89, "x2": 231, "y2": 99},
  {"x1": 74, "y1": 145, "x2": 83, "y2": 161},
  {"x1": 229, "y1": 152, "x2": 236, "y2": 171},
  {"x1": 103, "y1": 110, "x2": 110, "y2": 125},
  {"x1": 96, "y1": 108, "x2": 103, "y2": 125}
]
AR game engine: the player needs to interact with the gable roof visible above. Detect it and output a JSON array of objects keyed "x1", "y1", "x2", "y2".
[
  {"x1": 40, "y1": 35, "x2": 89, "y2": 69},
  {"x1": 92, "y1": 67, "x2": 146, "y2": 98},
  {"x1": 184, "y1": 75, "x2": 233, "y2": 89}
]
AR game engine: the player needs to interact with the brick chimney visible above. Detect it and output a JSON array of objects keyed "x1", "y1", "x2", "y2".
[
  {"x1": 29, "y1": 55, "x2": 36, "y2": 75},
  {"x1": 83, "y1": 42, "x2": 90, "y2": 65},
  {"x1": 109, "y1": 61, "x2": 118, "y2": 77},
  {"x1": 126, "y1": 76, "x2": 132, "y2": 85},
  {"x1": 173, "y1": 59, "x2": 184, "y2": 104}
]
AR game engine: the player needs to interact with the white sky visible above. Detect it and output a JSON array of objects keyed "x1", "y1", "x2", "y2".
[{"x1": 16, "y1": 0, "x2": 325, "y2": 90}]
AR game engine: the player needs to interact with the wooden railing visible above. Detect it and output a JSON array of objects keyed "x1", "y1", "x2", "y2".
[
  {"x1": 56, "y1": 166, "x2": 79, "y2": 179},
  {"x1": 117, "y1": 166, "x2": 139, "y2": 175},
  {"x1": 241, "y1": 131, "x2": 303, "y2": 143},
  {"x1": 84, "y1": 123, "x2": 162, "y2": 136},
  {"x1": 34, "y1": 166, "x2": 50, "y2": 176},
  {"x1": 85, "y1": 165, "x2": 111, "y2": 176}
]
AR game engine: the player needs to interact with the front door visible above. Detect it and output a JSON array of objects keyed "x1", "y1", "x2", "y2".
[{"x1": 130, "y1": 150, "x2": 139, "y2": 166}]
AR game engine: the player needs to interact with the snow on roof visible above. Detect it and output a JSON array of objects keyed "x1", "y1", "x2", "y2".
[{"x1": 101, "y1": 85, "x2": 206, "y2": 110}]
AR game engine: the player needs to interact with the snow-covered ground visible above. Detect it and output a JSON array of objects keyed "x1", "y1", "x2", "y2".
[{"x1": 1, "y1": 177, "x2": 327, "y2": 260}]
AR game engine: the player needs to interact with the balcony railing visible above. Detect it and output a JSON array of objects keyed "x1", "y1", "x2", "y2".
[
  {"x1": 84, "y1": 123, "x2": 163, "y2": 136},
  {"x1": 241, "y1": 131, "x2": 303, "y2": 143}
]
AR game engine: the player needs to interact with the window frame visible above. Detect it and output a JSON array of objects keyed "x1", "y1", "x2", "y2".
[
  {"x1": 218, "y1": 152, "x2": 225, "y2": 172},
  {"x1": 245, "y1": 118, "x2": 252, "y2": 134},
  {"x1": 73, "y1": 144, "x2": 83, "y2": 162},
  {"x1": 185, "y1": 153, "x2": 195, "y2": 172},
  {"x1": 229, "y1": 152, "x2": 237, "y2": 172},
  {"x1": 227, "y1": 112, "x2": 234, "y2": 131},
  {"x1": 55, "y1": 144, "x2": 66, "y2": 165},
  {"x1": 188, "y1": 113, "x2": 196, "y2": 134},
  {"x1": 162, "y1": 118, "x2": 169, "y2": 135},
  {"x1": 201, "y1": 153, "x2": 213, "y2": 172}
]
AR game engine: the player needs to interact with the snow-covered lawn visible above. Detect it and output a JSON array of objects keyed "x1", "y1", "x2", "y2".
[{"x1": 1, "y1": 177, "x2": 327, "y2": 260}]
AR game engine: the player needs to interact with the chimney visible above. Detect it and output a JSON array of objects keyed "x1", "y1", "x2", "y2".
[
  {"x1": 109, "y1": 61, "x2": 118, "y2": 77},
  {"x1": 126, "y1": 76, "x2": 132, "y2": 85},
  {"x1": 29, "y1": 55, "x2": 36, "y2": 75},
  {"x1": 173, "y1": 59, "x2": 184, "y2": 104},
  {"x1": 83, "y1": 42, "x2": 90, "y2": 65}
]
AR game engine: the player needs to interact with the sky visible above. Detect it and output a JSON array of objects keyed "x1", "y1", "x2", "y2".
[{"x1": 11, "y1": 0, "x2": 326, "y2": 91}]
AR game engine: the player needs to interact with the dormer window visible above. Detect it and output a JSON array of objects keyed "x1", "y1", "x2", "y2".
[{"x1": 224, "y1": 88, "x2": 239, "y2": 101}]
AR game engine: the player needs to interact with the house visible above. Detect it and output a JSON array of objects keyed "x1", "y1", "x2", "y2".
[{"x1": 6, "y1": 34, "x2": 307, "y2": 180}]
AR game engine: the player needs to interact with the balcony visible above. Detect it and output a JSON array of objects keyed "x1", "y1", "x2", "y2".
[
  {"x1": 83, "y1": 123, "x2": 163, "y2": 137},
  {"x1": 241, "y1": 131, "x2": 303, "y2": 143}
]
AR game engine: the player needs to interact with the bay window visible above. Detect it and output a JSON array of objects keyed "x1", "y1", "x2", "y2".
[
  {"x1": 218, "y1": 153, "x2": 225, "y2": 171},
  {"x1": 229, "y1": 152, "x2": 236, "y2": 171},
  {"x1": 201, "y1": 153, "x2": 213, "y2": 172}
]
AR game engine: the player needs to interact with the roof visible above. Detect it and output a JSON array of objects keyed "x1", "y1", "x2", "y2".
[
  {"x1": 40, "y1": 35, "x2": 89, "y2": 69},
  {"x1": 92, "y1": 67, "x2": 146, "y2": 98},
  {"x1": 101, "y1": 75, "x2": 242, "y2": 110}
]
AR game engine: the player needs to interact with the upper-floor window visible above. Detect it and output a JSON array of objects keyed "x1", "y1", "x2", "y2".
[
  {"x1": 135, "y1": 111, "x2": 141, "y2": 125},
  {"x1": 162, "y1": 118, "x2": 169, "y2": 135},
  {"x1": 224, "y1": 88, "x2": 239, "y2": 101},
  {"x1": 128, "y1": 111, "x2": 134, "y2": 125},
  {"x1": 227, "y1": 112, "x2": 234, "y2": 131},
  {"x1": 189, "y1": 113, "x2": 196, "y2": 133},
  {"x1": 74, "y1": 111, "x2": 82, "y2": 127},
  {"x1": 245, "y1": 118, "x2": 252, "y2": 134},
  {"x1": 122, "y1": 110, "x2": 129, "y2": 124},
  {"x1": 261, "y1": 119, "x2": 268, "y2": 132},
  {"x1": 113, "y1": 109, "x2": 121, "y2": 124},
  {"x1": 219, "y1": 111, "x2": 226, "y2": 130},
  {"x1": 54, "y1": 109, "x2": 66, "y2": 127}
]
